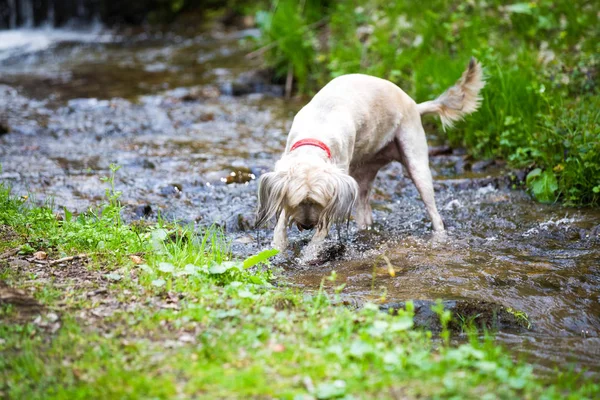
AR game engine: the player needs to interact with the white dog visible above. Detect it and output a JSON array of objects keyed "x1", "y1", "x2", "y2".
[{"x1": 257, "y1": 58, "x2": 485, "y2": 260}]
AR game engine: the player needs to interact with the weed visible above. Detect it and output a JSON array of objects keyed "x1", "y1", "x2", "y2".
[{"x1": 506, "y1": 307, "x2": 532, "y2": 330}]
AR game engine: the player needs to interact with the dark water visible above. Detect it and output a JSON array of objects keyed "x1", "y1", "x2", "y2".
[{"x1": 1, "y1": 25, "x2": 599, "y2": 376}]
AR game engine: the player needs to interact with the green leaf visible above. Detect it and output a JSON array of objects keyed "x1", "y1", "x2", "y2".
[
  {"x1": 209, "y1": 261, "x2": 241, "y2": 275},
  {"x1": 63, "y1": 207, "x2": 72, "y2": 223},
  {"x1": 243, "y1": 249, "x2": 279, "y2": 269},
  {"x1": 158, "y1": 262, "x2": 175, "y2": 273},
  {"x1": 349, "y1": 340, "x2": 372, "y2": 359},
  {"x1": 315, "y1": 380, "x2": 347, "y2": 399},
  {"x1": 152, "y1": 279, "x2": 166, "y2": 287},
  {"x1": 390, "y1": 316, "x2": 414, "y2": 332},
  {"x1": 237, "y1": 289, "x2": 259, "y2": 299},
  {"x1": 526, "y1": 168, "x2": 558, "y2": 203},
  {"x1": 505, "y1": 3, "x2": 533, "y2": 14}
]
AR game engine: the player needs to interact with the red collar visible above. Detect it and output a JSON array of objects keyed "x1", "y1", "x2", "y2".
[{"x1": 290, "y1": 138, "x2": 331, "y2": 159}]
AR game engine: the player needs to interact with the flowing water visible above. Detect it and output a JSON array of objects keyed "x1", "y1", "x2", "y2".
[{"x1": 1, "y1": 24, "x2": 599, "y2": 376}]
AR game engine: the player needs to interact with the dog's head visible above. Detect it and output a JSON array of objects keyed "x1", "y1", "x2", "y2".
[{"x1": 256, "y1": 157, "x2": 358, "y2": 232}]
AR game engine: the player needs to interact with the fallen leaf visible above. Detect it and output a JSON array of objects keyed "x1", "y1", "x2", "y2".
[
  {"x1": 129, "y1": 255, "x2": 143, "y2": 264},
  {"x1": 270, "y1": 343, "x2": 285, "y2": 352}
]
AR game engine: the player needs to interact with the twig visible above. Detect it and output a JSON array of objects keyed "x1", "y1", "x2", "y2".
[
  {"x1": 49, "y1": 254, "x2": 89, "y2": 266},
  {"x1": 285, "y1": 63, "x2": 294, "y2": 99},
  {"x1": 0, "y1": 248, "x2": 19, "y2": 259},
  {"x1": 245, "y1": 41, "x2": 277, "y2": 59}
]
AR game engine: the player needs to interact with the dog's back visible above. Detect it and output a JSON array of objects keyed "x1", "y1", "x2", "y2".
[{"x1": 291, "y1": 74, "x2": 417, "y2": 162}]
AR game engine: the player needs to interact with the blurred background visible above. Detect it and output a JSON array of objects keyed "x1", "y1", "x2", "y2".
[{"x1": 0, "y1": 0, "x2": 598, "y2": 205}]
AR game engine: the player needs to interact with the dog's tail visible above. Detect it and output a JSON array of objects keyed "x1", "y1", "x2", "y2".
[{"x1": 416, "y1": 57, "x2": 485, "y2": 130}]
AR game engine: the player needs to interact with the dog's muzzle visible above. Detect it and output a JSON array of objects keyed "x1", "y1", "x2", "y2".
[{"x1": 297, "y1": 222, "x2": 315, "y2": 231}]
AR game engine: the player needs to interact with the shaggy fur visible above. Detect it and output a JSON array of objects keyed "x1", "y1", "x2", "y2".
[{"x1": 257, "y1": 58, "x2": 485, "y2": 260}]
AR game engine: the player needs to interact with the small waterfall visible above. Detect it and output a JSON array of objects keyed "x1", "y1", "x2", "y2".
[
  {"x1": 18, "y1": 0, "x2": 33, "y2": 28},
  {"x1": 47, "y1": 0, "x2": 55, "y2": 28},
  {"x1": 0, "y1": 0, "x2": 99, "y2": 29},
  {"x1": 77, "y1": 0, "x2": 86, "y2": 18},
  {"x1": 8, "y1": 0, "x2": 17, "y2": 29}
]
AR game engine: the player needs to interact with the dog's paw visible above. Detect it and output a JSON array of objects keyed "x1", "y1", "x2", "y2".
[
  {"x1": 431, "y1": 230, "x2": 449, "y2": 245},
  {"x1": 270, "y1": 240, "x2": 288, "y2": 253}
]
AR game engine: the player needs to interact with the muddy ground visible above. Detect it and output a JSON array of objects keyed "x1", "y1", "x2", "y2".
[{"x1": 1, "y1": 25, "x2": 599, "y2": 375}]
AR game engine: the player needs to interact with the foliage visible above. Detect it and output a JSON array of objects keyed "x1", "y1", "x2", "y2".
[
  {"x1": 255, "y1": 0, "x2": 328, "y2": 92},
  {"x1": 254, "y1": 0, "x2": 600, "y2": 206}
]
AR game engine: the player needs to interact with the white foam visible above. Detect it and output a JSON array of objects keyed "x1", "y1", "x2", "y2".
[{"x1": 0, "y1": 25, "x2": 113, "y2": 61}]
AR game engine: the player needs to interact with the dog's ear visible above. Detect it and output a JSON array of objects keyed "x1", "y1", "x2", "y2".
[
  {"x1": 318, "y1": 169, "x2": 359, "y2": 230},
  {"x1": 256, "y1": 171, "x2": 287, "y2": 228}
]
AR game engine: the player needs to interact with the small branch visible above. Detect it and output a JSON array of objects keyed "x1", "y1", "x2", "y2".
[
  {"x1": 245, "y1": 41, "x2": 277, "y2": 59},
  {"x1": 285, "y1": 63, "x2": 294, "y2": 99},
  {"x1": 49, "y1": 254, "x2": 89, "y2": 266}
]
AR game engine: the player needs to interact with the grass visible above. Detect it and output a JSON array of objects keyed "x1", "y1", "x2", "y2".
[
  {"x1": 1, "y1": 168, "x2": 599, "y2": 398},
  {"x1": 253, "y1": 0, "x2": 600, "y2": 206}
]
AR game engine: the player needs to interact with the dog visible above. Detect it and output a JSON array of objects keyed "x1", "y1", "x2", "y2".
[{"x1": 257, "y1": 58, "x2": 485, "y2": 260}]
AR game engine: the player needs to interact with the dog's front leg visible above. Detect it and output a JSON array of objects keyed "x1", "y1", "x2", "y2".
[
  {"x1": 271, "y1": 210, "x2": 289, "y2": 251},
  {"x1": 301, "y1": 227, "x2": 328, "y2": 263}
]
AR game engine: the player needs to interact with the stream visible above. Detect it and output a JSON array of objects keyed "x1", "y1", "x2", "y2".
[{"x1": 1, "y1": 24, "x2": 599, "y2": 376}]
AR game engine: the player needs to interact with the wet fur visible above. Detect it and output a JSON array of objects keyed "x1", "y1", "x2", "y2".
[{"x1": 257, "y1": 58, "x2": 485, "y2": 260}]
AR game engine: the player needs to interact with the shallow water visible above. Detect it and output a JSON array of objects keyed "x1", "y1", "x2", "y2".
[{"x1": 1, "y1": 25, "x2": 599, "y2": 376}]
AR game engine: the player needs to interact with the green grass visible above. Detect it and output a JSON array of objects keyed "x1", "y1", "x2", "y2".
[
  {"x1": 1, "y1": 170, "x2": 599, "y2": 398},
  {"x1": 254, "y1": 0, "x2": 600, "y2": 206}
]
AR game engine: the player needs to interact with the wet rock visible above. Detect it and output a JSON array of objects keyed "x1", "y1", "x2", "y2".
[
  {"x1": 237, "y1": 214, "x2": 252, "y2": 231},
  {"x1": 170, "y1": 85, "x2": 221, "y2": 101},
  {"x1": 134, "y1": 204, "x2": 153, "y2": 218},
  {"x1": 223, "y1": 167, "x2": 256, "y2": 184},
  {"x1": 0, "y1": 119, "x2": 9, "y2": 135},
  {"x1": 159, "y1": 183, "x2": 183, "y2": 197},
  {"x1": 428, "y1": 145, "x2": 452, "y2": 156},
  {"x1": 380, "y1": 299, "x2": 530, "y2": 333},
  {"x1": 472, "y1": 159, "x2": 495, "y2": 172},
  {"x1": 142, "y1": 159, "x2": 156, "y2": 169},
  {"x1": 220, "y1": 70, "x2": 284, "y2": 97},
  {"x1": 68, "y1": 98, "x2": 110, "y2": 110},
  {"x1": 314, "y1": 243, "x2": 347, "y2": 264},
  {"x1": 453, "y1": 157, "x2": 468, "y2": 174},
  {"x1": 199, "y1": 112, "x2": 215, "y2": 122}
]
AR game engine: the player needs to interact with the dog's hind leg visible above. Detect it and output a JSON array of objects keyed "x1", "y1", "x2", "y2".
[
  {"x1": 350, "y1": 159, "x2": 388, "y2": 229},
  {"x1": 395, "y1": 122, "x2": 445, "y2": 232}
]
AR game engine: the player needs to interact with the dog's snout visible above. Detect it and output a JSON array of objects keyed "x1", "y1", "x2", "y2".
[{"x1": 297, "y1": 222, "x2": 315, "y2": 231}]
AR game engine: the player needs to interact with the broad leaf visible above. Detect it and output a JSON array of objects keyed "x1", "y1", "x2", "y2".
[
  {"x1": 526, "y1": 168, "x2": 558, "y2": 203},
  {"x1": 243, "y1": 249, "x2": 279, "y2": 269}
]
